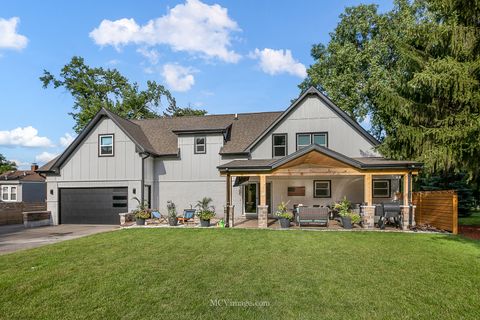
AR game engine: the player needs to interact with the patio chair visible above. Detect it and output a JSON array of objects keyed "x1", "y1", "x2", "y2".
[
  {"x1": 177, "y1": 209, "x2": 196, "y2": 225},
  {"x1": 297, "y1": 207, "x2": 329, "y2": 227},
  {"x1": 151, "y1": 211, "x2": 167, "y2": 224}
]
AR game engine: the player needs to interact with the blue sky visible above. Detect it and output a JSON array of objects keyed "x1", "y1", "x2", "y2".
[{"x1": 0, "y1": 0, "x2": 393, "y2": 168}]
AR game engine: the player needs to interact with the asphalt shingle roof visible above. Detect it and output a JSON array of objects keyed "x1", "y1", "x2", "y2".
[
  {"x1": 1, "y1": 170, "x2": 45, "y2": 182},
  {"x1": 131, "y1": 111, "x2": 282, "y2": 155}
]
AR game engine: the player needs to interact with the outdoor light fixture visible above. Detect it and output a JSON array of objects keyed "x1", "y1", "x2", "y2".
[
  {"x1": 50, "y1": 189, "x2": 54, "y2": 195},
  {"x1": 133, "y1": 188, "x2": 136, "y2": 194}
]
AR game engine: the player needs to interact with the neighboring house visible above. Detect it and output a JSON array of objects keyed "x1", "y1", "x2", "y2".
[
  {"x1": 38, "y1": 87, "x2": 421, "y2": 225},
  {"x1": 1, "y1": 164, "x2": 46, "y2": 203}
]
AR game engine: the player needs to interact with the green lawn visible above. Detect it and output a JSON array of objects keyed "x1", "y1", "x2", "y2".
[
  {"x1": 459, "y1": 210, "x2": 480, "y2": 226},
  {"x1": 1, "y1": 229, "x2": 479, "y2": 319}
]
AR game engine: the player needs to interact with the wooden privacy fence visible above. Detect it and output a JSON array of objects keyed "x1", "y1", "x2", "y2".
[
  {"x1": 412, "y1": 190, "x2": 458, "y2": 234},
  {"x1": 0, "y1": 202, "x2": 47, "y2": 225}
]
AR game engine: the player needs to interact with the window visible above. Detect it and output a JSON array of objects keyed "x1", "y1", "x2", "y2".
[
  {"x1": 99, "y1": 134, "x2": 114, "y2": 156},
  {"x1": 373, "y1": 180, "x2": 390, "y2": 198},
  {"x1": 313, "y1": 180, "x2": 331, "y2": 198},
  {"x1": 296, "y1": 132, "x2": 328, "y2": 150},
  {"x1": 195, "y1": 136, "x2": 206, "y2": 154},
  {"x1": 272, "y1": 134, "x2": 287, "y2": 157},
  {"x1": 297, "y1": 134, "x2": 311, "y2": 150},
  {"x1": 313, "y1": 133, "x2": 327, "y2": 146},
  {"x1": 1, "y1": 186, "x2": 17, "y2": 202}
]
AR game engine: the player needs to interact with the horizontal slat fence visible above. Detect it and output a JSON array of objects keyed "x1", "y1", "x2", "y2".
[
  {"x1": 0, "y1": 202, "x2": 47, "y2": 225},
  {"x1": 412, "y1": 190, "x2": 458, "y2": 234}
]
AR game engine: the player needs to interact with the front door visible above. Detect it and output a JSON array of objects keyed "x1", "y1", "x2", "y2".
[
  {"x1": 243, "y1": 183, "x2": 272, "y2": 214},
  {"x1": 244, "y1": 184, "x2": 257, "y2": 213}
]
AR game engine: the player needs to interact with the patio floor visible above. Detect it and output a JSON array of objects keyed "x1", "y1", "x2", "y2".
[
  {"x1": 233, "y1": 217, "x2": 363, "y2": 230},
  {"x1": 125, "y1": 216, "x2": 402, "y2": 231}
]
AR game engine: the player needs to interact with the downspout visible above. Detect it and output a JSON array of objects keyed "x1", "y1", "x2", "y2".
[{"x1": 141, "y1": 153, "x2": 151, "y2": 206}]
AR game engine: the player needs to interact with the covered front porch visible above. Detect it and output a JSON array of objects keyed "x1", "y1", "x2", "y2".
[{"x1": 218, "y1": 145, "x2": 421, "y2": 230}]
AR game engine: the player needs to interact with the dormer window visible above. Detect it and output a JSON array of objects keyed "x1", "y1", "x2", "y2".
[
  {"x1": 99, "y1": 134, "x2": 114, "y2": 156},
  {"x1": 195, "y1": 136, "x2": 206, "y2": 154},
  {"x1": 296, "y1": 132, "x2": 328, "y2": 150}
]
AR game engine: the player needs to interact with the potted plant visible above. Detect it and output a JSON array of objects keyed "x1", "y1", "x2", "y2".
[
  {"x1": 196, "y1": 197, "x2": 215, "y2": 227},
  {"x1": 334, "y1": 197, "x2": 361, "y2": 229},
  {"x1": 167, "y1": 200, "x2": 178, "y2": 226},
  {"x1": 132, "y1": 197, "x2": 151, "y2": 225},
  {"x1": 275, "y1": 201, "x2": 293, "y2": 229}
]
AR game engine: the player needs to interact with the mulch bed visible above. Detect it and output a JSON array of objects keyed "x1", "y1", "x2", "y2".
[{"x1": 459, "y1": 225, "x2": 480, "y2": 240}]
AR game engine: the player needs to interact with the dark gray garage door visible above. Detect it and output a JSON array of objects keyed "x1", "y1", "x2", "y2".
[{"x1": 59, "y1": 188, "x2": 128, "y2": 224}]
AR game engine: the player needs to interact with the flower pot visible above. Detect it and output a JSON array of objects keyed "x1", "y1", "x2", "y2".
[
  {"x1": 341, "y1": 216, "x2": 353, "y2": 229},
  {"x1": 279, "y1": 217, "x2": 291, "y2": 229},
  {"x1": 168, "y1": 217, "x2": 178, "y2": 226},
  {"x1": 200, "y1": 219, "x2": 210, "y2": 227},
  {"x1": 136, "y1": 218, "x2": 145, "y2": 226}
]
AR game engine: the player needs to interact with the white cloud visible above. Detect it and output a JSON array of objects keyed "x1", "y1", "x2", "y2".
[
  {"x1": 89, "y1": 0, "x2": 241, "y2": 63},
  {"x1": 162, "y1": 64, "x2": 195, "y2": 92},
  {"x1": 11, "y1": 159, "x2": 29, "y2": 167},
  {"x1": 137, "y1": 47, "x2": 160, "y2": 65},
  {"x1": 0, "y1": 17, "x2": 28, "y2": 50},
  {"x1": 251, "y1": 48, "x2": 306, "y2": 78},
  {"x1": 59, "y1": 133, "x2": 75, "y2": 148},
  {"x1": 35, "y1": 152, "x2": 58, "y2": 164},
  {"x1": 106, "y1": 59, "x2": 120, "y2": 65},
  {"x1": 0, "y1": 126, "x2": 53, "y2": 148}
]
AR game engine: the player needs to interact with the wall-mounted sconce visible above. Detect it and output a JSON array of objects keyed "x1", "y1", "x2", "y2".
[
  {"x1": 50, "y1": 189, "x2": 54, "y2": 195},
  {"x1": 133, "y1": 188, "x2": 136, "y2": 194}
]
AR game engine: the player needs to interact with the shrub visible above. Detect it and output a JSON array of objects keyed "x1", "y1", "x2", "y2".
[
  {"x1": 167, "y1": 200, "x2": 177, "y2": 218},
  {"x1": 196, "y1": 197, "x2": 216, "y2": 221},
  {"x1": 274, "y1": 201, "x2": 293, "y2": 221},
  {"x1": 132, "y1": 196, "x2": 151, "y2": 219}
]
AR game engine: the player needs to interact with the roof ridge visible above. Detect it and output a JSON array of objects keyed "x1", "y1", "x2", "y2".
[
  {"x1": 102, "y1": 108, "x2": 143, "y2": 128},
  {"x1": 132, "y1": 110, "x2": 283, "y2": 122}
]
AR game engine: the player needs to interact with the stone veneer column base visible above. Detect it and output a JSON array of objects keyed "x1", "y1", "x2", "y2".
[
  {"x1": 361, "y1": 206, "x2": 375, "y2": 229},
  {"x1": 257, "y1": 205, "x2": 269, "y2": 228},
  {"x1": 400, "y1": 205, "x2": 415, "y2": 230}
]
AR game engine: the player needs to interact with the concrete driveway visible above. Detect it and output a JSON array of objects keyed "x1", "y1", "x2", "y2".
[{"x1": 0, "y1": 224, "x2": 118, "y2": 255}]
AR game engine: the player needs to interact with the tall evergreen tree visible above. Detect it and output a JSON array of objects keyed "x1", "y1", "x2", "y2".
[
  {"x1": 302, "y1": 0, "x2": 480, "y2": 180},
  {"x1": 378, "y1": 0, "x2": 480, "y2": 179}
]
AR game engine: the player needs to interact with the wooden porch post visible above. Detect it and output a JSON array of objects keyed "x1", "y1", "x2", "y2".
[
  {"x1": 403, "y1": 173, "x2": 409, "y2": 205},
  {"x1": 364, "y1": 173, "x2": 372, "y2": 205},
  {"x1": 259, "y1": 175, "x2": 267, "y2": 206},
  {"x1": 258, "y1": 175, "x2": 268, "y2": 228},
  {"x1": 362, "y1": 173, "x2": 375, "y2": 229},
  {"x1": 225, "y1": 173, "x2": 232, "y2": 227}
]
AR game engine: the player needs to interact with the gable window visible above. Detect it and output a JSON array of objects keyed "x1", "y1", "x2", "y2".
[
  {"x1": 313, "y1": 133, "x2": 327, "y2": 146},
  {"x1": 297, "y1": 134, "x2": 311, "y2": 150},
  {"x1": 296, "y1": 132, "x2": 328, "y2": 150},
  {"x1": 1, "y1": 186, "x2": 17, "y2": 202},
  {"x1": 373, "y1": 180, "x2": 390, "y2": 198},
  {"x1": 195, "y1": 136, "x2": 206, "y2": 154},
  {"x1": 313, "y1": 180, "x2": 331, "y2": 198},
  {"x1": 99, "y1": 134, "x2": 114, "y2": 156},
  {"x1": 272, "y1": 134, "x2": 287, "y2": 157}
]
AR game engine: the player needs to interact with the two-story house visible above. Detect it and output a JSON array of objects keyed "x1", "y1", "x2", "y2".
[{"x1": 38, "y1": 87, "x2": 421, "y2": 226}]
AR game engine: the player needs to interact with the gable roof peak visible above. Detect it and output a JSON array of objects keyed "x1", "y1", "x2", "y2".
[
  {"x1": 305, "y1": 86, "x2": 319, "y2": 94},
  {"x1": 245, "y1": 86, "x2": 380, "y2": 151}
]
